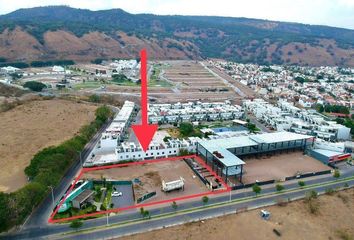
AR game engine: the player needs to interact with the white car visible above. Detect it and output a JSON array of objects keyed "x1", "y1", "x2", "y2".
[{"x1": 111, "y1": 191, "x2": 123, "y2": 197}]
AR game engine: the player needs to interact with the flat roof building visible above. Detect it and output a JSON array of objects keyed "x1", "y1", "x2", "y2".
[{"x1": 197, "y1": 132, "x2": 314, "y2": 184}]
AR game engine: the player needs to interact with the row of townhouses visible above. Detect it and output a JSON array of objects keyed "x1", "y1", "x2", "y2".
[
  {"x1": 148, "y1": 101, "x2": 243, "y2": 124},
  {"x1": 243, "y1": 99, "x2": 351, "y2": 141}
]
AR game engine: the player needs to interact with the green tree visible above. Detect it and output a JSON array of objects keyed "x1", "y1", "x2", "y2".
[
  {"x1": 95, "y1": 105, "x2": 113, "y2": 122},
  {"x1": 316, "y1": 104, "x2": 324, "y2": 113},
  {"x1": 298, "y1": 181, "x2": 306, "y2": 187},
  {"x1": 275, "y1": 184, "x2": 284, "y2": 192},
  {"x1": 143, "y1": 210, "x2": 150, "y2": 219},
  {"x1": 89, "y1": 94, "x2": 100, "y2": 103},
  {"x1": 140, "y1": 207, "x2": 145, "y2": 217},
  {"x1": 70, "y1": 220, "x2": 83, "y2": 231},
  {"x1": 23, "y1": 81, "x2": 47, "y2": 92},
  {"x1": 0, "y1": 193, "x2": 10, "y2": 232},
  {"x1": 202, "y1": 196, "x2": 209, "y2": 205},
  {"x1": 333, "y1": 169, "x2": 341, "y2": 179},
  {"x1": 179, "y1": 122, "x2": 194, "y2": 137},
  {"x1": 171, "y1": 201, "x2": 178, "y2": 211},
  {"x1": 252, "y1": 184, "x2": 262, "y2": 196}
]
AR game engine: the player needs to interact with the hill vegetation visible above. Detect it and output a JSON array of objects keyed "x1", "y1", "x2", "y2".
[{"x1": 0, "y1": 6, "x2": 353, "y2": 66}]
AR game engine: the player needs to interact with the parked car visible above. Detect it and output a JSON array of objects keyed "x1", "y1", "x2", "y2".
[{"x1": 111, "y1": 191, "x2": 123, "y2": 197}]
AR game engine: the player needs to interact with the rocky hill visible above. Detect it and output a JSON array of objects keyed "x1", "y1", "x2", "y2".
[{"x1": 0, "y1": 6, "x2": 353, "y2": 66}]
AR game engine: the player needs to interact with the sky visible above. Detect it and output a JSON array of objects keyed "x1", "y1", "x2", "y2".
[{"x1": 0, "y1": 0, "x2": 353, "y2": 29}]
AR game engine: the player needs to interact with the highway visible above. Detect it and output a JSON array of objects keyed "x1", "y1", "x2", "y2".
[{"x1": 3, "y1": 168, "x2": 354, "y2": 239}]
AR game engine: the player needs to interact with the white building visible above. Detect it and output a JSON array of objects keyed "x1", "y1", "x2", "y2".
[
  {"x1": 244, "y1": 99, "x2": 351, "y2": 141},
  {"x1": 0, "y1": 66, "x2": 21, "y2": 75},
  {"x1": 95, "y1": 101, "x2": 135, "y2": 153},
  {"x1": 148, "y1": 101, "x2": 243, "y2": 124}
]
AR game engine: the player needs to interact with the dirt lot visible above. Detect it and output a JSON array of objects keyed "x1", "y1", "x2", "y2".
[
  {"x1": 241, "y1": 151, "x2": 331, "y2": 184},
  {"x1": 156, "y1": 60, "x2": 240, "y2": 103},
  {"x1": 0, "y1": 99, "x2": 97, "y2": 192},
  {"x1": 82, "y1": 159, "x2": 208, "y2": 203},
  {"x1": 119, "y1": 188, "x2": 354, "y2": 240}
]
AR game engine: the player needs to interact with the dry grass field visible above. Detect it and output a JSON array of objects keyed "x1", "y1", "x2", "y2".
[
  {"x1": 119, "y1": 188, "x2": 354, "y2": 240},
  {"x1": 0, "y1": 99, "x2": 97, "y2": 192}
]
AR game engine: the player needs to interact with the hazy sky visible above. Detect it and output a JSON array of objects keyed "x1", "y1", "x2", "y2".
[{"x1": 0, "y1": 0, "x2": 353, "y2": 29}]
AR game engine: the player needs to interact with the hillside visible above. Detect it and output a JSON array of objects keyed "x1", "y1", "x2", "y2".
[{"x1": 0, "y1": 6, "x2": 354, "y2": 66}]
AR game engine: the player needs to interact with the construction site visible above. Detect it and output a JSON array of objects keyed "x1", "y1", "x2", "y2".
[{"x1": 52, "y1": 155, "x2": 229, "y2": 221}]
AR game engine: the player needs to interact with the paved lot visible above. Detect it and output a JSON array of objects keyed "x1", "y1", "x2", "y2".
[
  {"x1": 111, "y1": 184, "x2": 135, "y2": 209},
  {"x1": 241, "y1": 151, "x2": 331, "y2": 184}
]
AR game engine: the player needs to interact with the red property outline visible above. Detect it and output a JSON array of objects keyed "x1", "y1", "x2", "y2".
[{"x1": 48, "y1": 154, "x2": 231, "y2": 223}]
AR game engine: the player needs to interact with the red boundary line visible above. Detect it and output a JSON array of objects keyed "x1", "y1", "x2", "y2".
[{"x1": 48, "y1": 154, "x2": 230, "y2": 223}]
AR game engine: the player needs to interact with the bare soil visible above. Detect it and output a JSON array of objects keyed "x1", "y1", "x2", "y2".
[
  {"x1": 0, "y1": 99, "x2": 97, "y2": 192},
  {"x1": 241, "y1": 151, "x2": 331, "y2": 184},
  {"x1": 119, "y1": 188, "x2": 354, "y2": 240}
]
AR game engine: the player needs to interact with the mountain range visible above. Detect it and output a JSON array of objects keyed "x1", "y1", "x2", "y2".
[{"x1": 0, "y1": 6, "x2": 353, "y2": 66}]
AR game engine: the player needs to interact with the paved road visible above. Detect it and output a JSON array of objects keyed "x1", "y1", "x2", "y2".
[
  {"x1": 245, "y1": 112, "x2": 271, "y2": 133},
  {"x1": 64, "y1": 178, "x2": 354, "y2": 240},
  {"x1": 4, "y1": 167, "x2": 353, "y2": 239}
]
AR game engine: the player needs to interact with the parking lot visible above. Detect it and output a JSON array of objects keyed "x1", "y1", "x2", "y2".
[{"x1": 111, "y1": 184, "x2": 135, "y2": 209}]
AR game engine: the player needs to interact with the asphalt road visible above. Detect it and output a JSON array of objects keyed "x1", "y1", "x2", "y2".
[
  {"x1": 4, "y1": 167, "x2": 354, "y2": 240},
  {"x1": 65, "y1": 178, "x2": 354, "y2": 240}
]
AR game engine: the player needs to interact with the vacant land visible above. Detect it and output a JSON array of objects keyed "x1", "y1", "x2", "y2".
[
  {"x1": 83, "y1": 159, "x2": 208, "y2": 203},
  {"x1": 150, "y1": 60, "x2": 240, "y2": 103},
  {"x1": 119, "y1": 188, "x2": 354, "y2": 240},
  {"x1": 241, "y1": 151, "x2": 331, "y2": 184},
  {"x1": 0, "y1": 99, "x2": 97, "y2": 192}
]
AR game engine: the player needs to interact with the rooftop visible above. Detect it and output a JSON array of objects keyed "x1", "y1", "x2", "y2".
[{"x1": 249, "y1": 132, "x2": 313, "y2": 144}]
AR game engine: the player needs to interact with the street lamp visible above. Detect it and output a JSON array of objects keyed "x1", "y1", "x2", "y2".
[
  {"x1": 77, "y1": 151, "x2": 82, "y2": 166},
  {"x1": 49, "y1": 186, "x2": 55, "y2": 207}
]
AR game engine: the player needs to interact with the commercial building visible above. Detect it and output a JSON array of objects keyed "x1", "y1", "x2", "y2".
[
  {"x1": 148, "y1": 101, "x2": 243, "y2": 124},
  {"x1": 197, "y1": 132, "x2": 314, "y2": 183}
]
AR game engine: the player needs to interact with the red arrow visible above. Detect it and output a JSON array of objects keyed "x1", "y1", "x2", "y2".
[{"x1": 132, "y1": 49, "x2": 158, "y2": 152}]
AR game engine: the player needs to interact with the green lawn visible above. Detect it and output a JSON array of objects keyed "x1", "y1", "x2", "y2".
[
  {"x1": 53, "y1": 204, "x2": 98, "y2": 220},
  {"x1": 149, "y1": 65, "x2": 173, "y2": 87}
]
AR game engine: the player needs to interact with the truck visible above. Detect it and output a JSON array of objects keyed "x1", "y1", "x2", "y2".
[{"x1": 161, "y1": 177, "x2": 185, "y2": 192}]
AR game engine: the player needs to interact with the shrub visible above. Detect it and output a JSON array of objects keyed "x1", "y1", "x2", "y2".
[
  {"x1": 298, "y1": 181, "x2": 305, "y2": 187},
  {"x1": 252, "y1": 184, "x2": 262, "y2": 196},
  {"x1": 275, "y1": 184, "x2": 284, "y2": 192},
  {"x1": 202, "y1": 196, "x2": 209, "y2": 205},
  {"x1": 23, "y1": 81, "x2": 47, "y2": 92},
  {"x1": 333, "y1": 169, "x2": 341, "y2": 179}
]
